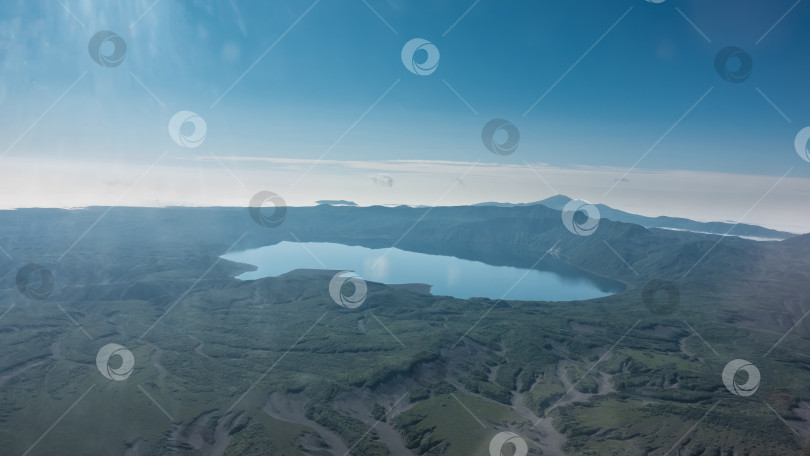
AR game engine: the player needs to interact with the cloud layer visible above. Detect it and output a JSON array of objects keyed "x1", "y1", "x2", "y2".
[{"x1": 2, "y1": 156, "x2": 807, "y2": 233}]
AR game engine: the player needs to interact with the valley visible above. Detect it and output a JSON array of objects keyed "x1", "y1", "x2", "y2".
[{"x1": 0, "y1": 205, "x2": 808, "y2": 455}]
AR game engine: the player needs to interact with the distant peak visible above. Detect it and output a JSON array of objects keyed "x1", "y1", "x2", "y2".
[
  {"x1": 537, "y1": 194, "x2": 574, "y2": 209},
  {"x1": 472, "y1": 195, "x2": 574, "y2": 208}
]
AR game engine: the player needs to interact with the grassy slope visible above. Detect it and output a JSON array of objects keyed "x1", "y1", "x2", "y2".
[{"x1": 0, "y1": 207, "x2": 808, "y2": 455}]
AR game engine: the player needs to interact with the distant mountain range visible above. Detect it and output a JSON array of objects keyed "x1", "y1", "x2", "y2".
[
  {"x1": 315, "y1": 200, "x2": 357, "y2": 206},
  {"x1": 474, "y1": 195, "x2": 795, "y2": 240}
]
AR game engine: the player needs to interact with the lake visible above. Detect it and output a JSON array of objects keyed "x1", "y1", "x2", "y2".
[{"x1": 222, "y1": 241, "x2": 623, "y2": 301}]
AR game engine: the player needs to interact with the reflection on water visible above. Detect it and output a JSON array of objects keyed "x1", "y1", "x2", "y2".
[{"x1": 222, "y1": 241, "x2": 622, "y2": 301}]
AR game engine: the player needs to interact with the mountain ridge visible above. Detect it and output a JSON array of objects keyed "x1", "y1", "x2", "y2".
[{"x1": 473, "y1": 194, "x2": 795, "y2": 240}]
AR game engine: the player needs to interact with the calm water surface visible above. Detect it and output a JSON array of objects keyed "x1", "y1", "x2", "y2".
[{"x1": 222, "y1": 241, "x2": 622, "y2": 301}]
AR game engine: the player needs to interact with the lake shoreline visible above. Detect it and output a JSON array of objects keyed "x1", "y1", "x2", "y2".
[{"x1": 221, "y1": 241, "x2": 623, "y2": 302}]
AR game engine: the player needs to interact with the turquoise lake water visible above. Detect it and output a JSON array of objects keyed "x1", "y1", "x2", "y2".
[{"x1": 222, "y1": 241, "x2": 622, "y2": 301}]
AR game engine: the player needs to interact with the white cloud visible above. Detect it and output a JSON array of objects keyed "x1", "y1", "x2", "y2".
[
  {"x1": 1, "y1": 155, "x2": 808, "y2": 234},
  {"x1": 369, "y1": 173, "x2": 393, "y2": 186}
]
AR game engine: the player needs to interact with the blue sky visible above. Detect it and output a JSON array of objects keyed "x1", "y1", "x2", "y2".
[{"x1": 1, "y1": 0, "x2": 809, "y2": 231}]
